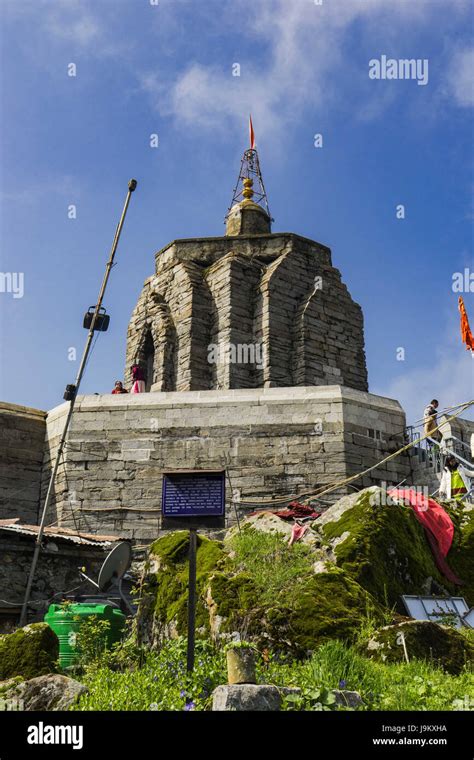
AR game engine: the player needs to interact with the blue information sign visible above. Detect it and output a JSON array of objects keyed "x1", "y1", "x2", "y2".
[{"x1": 162, "y1": 471, "x2": 225, "y2": 518}]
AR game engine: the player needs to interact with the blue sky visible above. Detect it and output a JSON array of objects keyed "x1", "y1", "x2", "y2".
[{"x1": 0, "y1": 0, "x2": 473, "y2": 425}]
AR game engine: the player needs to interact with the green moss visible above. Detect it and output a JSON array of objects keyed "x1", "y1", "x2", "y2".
[
  {"x1": 321, "y1": 491, "x2": 447, "y2": 608},
  {"x1": 443, "y1": 505, "x2": 474, "y2": 607},
  {"x1": 0, "y1": 675, "x2": 23, "y2": 693},
  {"x1": 280, "y1": 568, "x2": 384, "y2": 653},
  {"x1": 0, "y1": 623, "x2": 59, "y2": 680},
  {"x1": 208, "y1": 571, "x2": 257, "y2": 625},
  {"x1": 209, "y1": 564, "x2": 384, "y2": 656},
  {"x1": 361, "y1": 620, "x2": 474, "y2": 675},
  {"x1": 140, "y1": 527, "x2": 388, "y2": 654},
  {"x1": 144, "y1": 532, "x2": 225, "y2": 638}
]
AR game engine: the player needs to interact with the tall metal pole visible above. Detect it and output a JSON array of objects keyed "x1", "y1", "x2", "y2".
[{"x1": 20, "y1": 179, "x2": 137, "y2": 626}]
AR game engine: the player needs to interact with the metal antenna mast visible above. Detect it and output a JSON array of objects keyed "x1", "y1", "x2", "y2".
[
  {"x1": 226, "y1": 148, "x2": 271, "y2": 220},
  {"x1": 226, "y1": 117, "x2": 272, "y2": 221},
  {"x1": 20, "y1": 178, "x2": 138, "y2": 626}
]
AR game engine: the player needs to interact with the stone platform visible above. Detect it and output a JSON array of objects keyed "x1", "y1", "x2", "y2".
[{"x1": 39, "y1": 385, "x2": 410, "y2": 542}]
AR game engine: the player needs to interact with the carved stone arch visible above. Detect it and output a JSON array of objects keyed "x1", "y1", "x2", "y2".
[
  {"x1": 151, "y1": 295, "x2": 178, "y2": 391},
  {"x1": 163, "y1": 261, "x2": 213, "y2": 391},
  {"x1": 134, "y1": 292, "x2": 177, "y2": 392}
]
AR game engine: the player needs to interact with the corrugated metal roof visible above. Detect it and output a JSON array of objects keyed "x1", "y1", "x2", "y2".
[{"x1": 0, "y1": 519, "x2": 120, "y2": 547}]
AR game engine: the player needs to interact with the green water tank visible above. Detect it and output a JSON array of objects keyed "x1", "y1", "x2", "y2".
[{"x1": 45, "y1": 603, "x2": 126, "y2": 669}]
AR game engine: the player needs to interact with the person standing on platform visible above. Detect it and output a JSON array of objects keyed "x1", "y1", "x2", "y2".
[
  {"x1": 131, "y1": 363, "x2": 146, "y2": 393},
  {"x1": 424, "y1": 399, "x2": 442, "y2": 447}
]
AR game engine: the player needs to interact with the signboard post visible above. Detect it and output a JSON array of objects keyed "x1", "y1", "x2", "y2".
[
  {"x1": 161, "y1": 470, "x2": 226, "y2": 671},
  {"x1": 187, "y1": 528, "x2": 197, "y2": 672}
]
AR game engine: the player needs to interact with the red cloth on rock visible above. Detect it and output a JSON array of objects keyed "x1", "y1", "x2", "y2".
[
  {"x1": 388, "y1": 488, "x2": 462, "y2": 585},
  {"x1": 273, "y1": 501, "x2": 320, "y2": 520},
  {"x1": 289, "y1": 523, "x2": 309, "y2": 546}
]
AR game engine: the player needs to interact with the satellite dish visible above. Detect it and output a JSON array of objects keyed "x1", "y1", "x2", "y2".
[
  {"x1": 98, "y1": 541, "x2": 132, "y2": 592},
  {"x1": 76, "y1": 541, "x2": 134, "y2": 614}
]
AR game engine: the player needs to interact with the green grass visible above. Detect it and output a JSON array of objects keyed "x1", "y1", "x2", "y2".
[
  {"x1": 262, "y1": 639, "x2": 474, "y2": 711},
  {"x1": 72, "y1": 638, "x2": 227, "y2": 712},
  {"x1": 228, "y1": 528, "x2": 314, "y2": 604},
  {"x1": 72, "y1": 637, "x2": 474, "y2": 712}
]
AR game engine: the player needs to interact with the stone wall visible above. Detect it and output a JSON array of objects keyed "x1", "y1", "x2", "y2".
[
  {"x1": 43, "y1": 387, "x2": 410, "y2": 542},
  {"x1": 125, "y1": 233, "x2": 368, "y2": 394},
  {"x1": 0, "y1": 403, "x2": 46, "y2": 523}
]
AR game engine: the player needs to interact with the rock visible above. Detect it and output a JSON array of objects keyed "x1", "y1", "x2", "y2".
[
  {"x1": 0, "y1": 674, "x2": 87, "y2": 710},
  {"x1": 442, "y1": 504, "x2": 474, "y2": 607},
  {"x1": 212, "y1": 684, "x2": 361, "y2": 711},
  {"x1": 313, "y1": 488, "x2": 452, "y2": 608},
  {"x1": 315, "y1": 489, "x2": 375, "y2": 530},
  {"x1": 226, "y1": 647, "x2": 257, "y2": 684},
  {"x1": 360, "y1": 620, "x2": 474, "y2": 675},
  {"x1": 0, "y1": 623, "x2": 59, "y2": 681},
  {"x1": 332, "y1": 689, "x2": 364, "y2": 709},
  {"x1": 225, "y1": 511, "x2": 317, "y2": 548},
  {"x1": 138, "y1": 527, "x2": 385, "y2": 655},
  {"x1": 207, "y1": 566, "x2": 384, "y2": 655},
  {"x1": 136, "y1": 531, "x2": 225, "y2": 647},
  {"x1": 212, "y1": 684, "x2": 283, "y2": 711}
]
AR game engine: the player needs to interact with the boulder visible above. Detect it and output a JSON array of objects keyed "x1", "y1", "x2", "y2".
[
  {"x1": 139, "y1": 494, "x2": 474, "y2": 657},
  {"x1": 212, "y1": 684, "x2": 363, "y2": 711},
  {"x1": 442, "y1": 504, "x2": 474, "y2": 606},
  {"x1": 0, "y1": 623, "x2": 59, "y2": 681},
  {"x1": 137, "y1": 526, "x2": 385, "y2": 655},
  {"x1": 0, "y1": 674, "x2": 87, "y2": 711},
  {"x1": 136, "y1": 531, "x2": 225, "y2": 647},
  {"x1": 212, "y1": 684, "x2": 283, "y2": 711},
  {"x1": 225, "y1": 511, "x2": 318, "y2": 548},
  {"x1": 360, "y1": 620, "x2": 474, "y2": 675},
  {"x1": 313, "y1": 488, "x2": 451, "y2": 608},
  {"x1": 206, "y1": 566, "x2": 385, "y2": 655}
]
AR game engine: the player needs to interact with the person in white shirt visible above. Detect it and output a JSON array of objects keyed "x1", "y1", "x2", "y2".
[{"x1": 439, "y1": 455, "x2": 474, "y2": 502}]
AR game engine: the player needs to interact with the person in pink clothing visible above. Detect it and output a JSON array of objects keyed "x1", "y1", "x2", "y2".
[{"x1": 131, "y1": 363, "x2": 146, "y2": 393}]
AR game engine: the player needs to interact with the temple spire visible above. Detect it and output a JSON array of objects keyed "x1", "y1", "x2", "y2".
[{"x1": 225, "y1": 116, "x2": 272, "y2": 236}]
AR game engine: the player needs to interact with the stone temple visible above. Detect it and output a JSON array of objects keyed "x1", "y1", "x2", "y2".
[
  {"x1": 125, "y1": 188, "x2": 368, "y2": 394},
  {"x1": 2, "y1": 147, "x2": 473, "y2": 552}
]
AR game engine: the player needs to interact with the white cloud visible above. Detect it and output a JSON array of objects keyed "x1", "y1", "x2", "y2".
[
  {"x1": 375, "y1": 311, "x2": 474, "y2": 427},
  {"x1": 0, "y1": 175, "x2": 82, "y2": 205},
  {"x1": 46, "y1": 9, "x2": 101, "y2": 47},
  {"x1": 143, "y1": 0, "x2": 471, "y2": 139},
  {"x1": 2, "y1": 0, "x2": 129, "y2": 57},
  {"x1": 445, "y1": 47, "x2": 474, "y2": 107}
]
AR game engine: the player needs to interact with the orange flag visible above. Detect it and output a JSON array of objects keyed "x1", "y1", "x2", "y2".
[
  {"x1": 249, "y1": 114, "x2": 255, "y2": 150},
  {"x1": 458, "y1": 296, "x2": 474, "y2": 351}
]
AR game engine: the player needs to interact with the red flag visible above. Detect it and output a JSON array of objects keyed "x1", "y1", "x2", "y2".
[
  {"x1": 459, "y1": 296, "x2": 474, "y2": 351},
  {"x1": 249, "y1": 114, "x2": 255, "y2": 149}
]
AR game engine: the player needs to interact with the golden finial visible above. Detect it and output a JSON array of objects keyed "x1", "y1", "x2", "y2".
[{"x1": 242, "y1": 177, "x2": 254, "y2": 201}]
